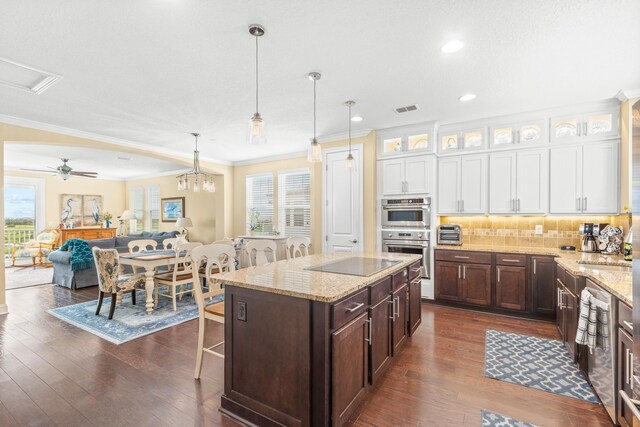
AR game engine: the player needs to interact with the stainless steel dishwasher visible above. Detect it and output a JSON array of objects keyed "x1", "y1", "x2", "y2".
[{"x1": 585, "y1": 278, "x2": 618, "y2": 424}]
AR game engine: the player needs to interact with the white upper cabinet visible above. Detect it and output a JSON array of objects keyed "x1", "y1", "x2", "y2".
[
  {"x1": 377, "y1": 122, "x2": 436, "y2": 158},
  {"x1": 438, "y1": 154, "x2": 487, "y2": 214},
  {"x1": 438, "y1": 127, "x2": 487, "y2": 154},
  {"x1": 489, "y1": 120, "x2": 547, "y2": 148},
  {"x1": 380, "y1": 155, "x2": 433, "y2": 196},
  {"x1": 550, "y1": 109, "x2": 619, "y2": 143},
  {"x1": 489, "y1": 149, "x2": 548, "y2": 214},
  {"x1": 549, "y1": 141, "x2": 619, "y2": 214}
]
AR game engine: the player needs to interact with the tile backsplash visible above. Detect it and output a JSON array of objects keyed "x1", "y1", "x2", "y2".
[{"x1": 439, "y1": 215, "x2": 630, "y2": 249}]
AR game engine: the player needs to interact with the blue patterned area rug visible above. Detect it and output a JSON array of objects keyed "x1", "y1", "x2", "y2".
[
  {"x1": 484, "y1": 330, "x2": 598, "y2": 403},
  {"x1": 48, "y1": 290, "x2": 223, "y2": 345},
  {"x1": 481, "y1": 410, "x2": 539, "y2": 427}
]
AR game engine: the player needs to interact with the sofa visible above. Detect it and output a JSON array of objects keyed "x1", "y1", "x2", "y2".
[{"x1": 49, "y1": 231, "x2": 181, "y2": 289}]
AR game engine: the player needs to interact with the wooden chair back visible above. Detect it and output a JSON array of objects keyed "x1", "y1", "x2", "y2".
[
  {"x1": 128, "y1": 239, "x2": 158, "y2": 253},
  {"x1": 163, "y1": 235, "x2": 187, "y2": 250},
  {"x1": 244, "y1": 239, "x2": 277, "y2": 267},
  {"x1": 212, "y1": 239, "x2": 235, "y2": 246},
  {"x1": 286, "y1": 237, "x2": 310, "y2": 259},
  {"x1": 170, "y1": 242, "x2": 202, "y2": 277},
  {"x1": 191, "y1": 244, "x2": 236, "y2": 314}
]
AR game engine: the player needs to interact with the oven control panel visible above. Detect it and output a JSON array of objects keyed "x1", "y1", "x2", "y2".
[{"x1": 381, "y1": 229, "x2": 430, "y2": 241}]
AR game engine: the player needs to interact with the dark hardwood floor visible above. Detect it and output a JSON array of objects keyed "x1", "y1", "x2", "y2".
[{"x1": 0, "y1": 285, "x2": 611, "y2": 426}]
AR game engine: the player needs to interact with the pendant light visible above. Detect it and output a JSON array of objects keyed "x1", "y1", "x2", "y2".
[
  {"x1": 345, "y1": 100, "x2": 356, "y2": 171},
  {"x1": 307, "y1": 72, "x2": 322, "y2": 163},
  {"x1": 176, "y1": 133, "x2": 216, "y2": 192},
  {"x1": 248, "y1": 24, "x2": 266, "y2": 145}
]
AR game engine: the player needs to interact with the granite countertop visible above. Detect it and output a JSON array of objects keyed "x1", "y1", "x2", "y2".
[
  {"x1": 435, "y1": 244, "x2": 632, "y2": 306},
  {"x1": 214, "y1": 252, "x2": 422, "y2": 303}
]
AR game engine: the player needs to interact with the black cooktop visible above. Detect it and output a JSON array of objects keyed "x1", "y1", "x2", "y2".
[{"x1": 305, "y1": 257, "x2": 401, "y2": 277}]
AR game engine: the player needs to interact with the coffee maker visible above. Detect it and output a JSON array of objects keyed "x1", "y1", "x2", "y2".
[{"x1": 579, "y1": 223, "x2": 608, "y2": 252}]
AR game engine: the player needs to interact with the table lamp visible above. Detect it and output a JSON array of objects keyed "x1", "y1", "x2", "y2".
[
  {"x1": 175, "y1": 217, "x2": 193, "y2": 241},
  {"x1": 117, "y1": 210, "x2": 135, "y2": 236}
]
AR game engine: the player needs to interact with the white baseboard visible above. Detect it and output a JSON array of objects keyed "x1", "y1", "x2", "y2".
[{"x1": 0, "y1": 304, "x2": 8, "y2": 316}]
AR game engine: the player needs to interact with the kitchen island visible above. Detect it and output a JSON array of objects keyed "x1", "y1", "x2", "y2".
[{"x1": 214, "y1": 252, "x2": 422, "y2": 427}]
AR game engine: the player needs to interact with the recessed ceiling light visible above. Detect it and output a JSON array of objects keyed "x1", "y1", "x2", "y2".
[
  {"x1": 441, "y1": 40, "x2": 464, "y2": 53},
  {"x1": 458, "y1": 93, "x2": 476, "y2": 102},
  {"x1": 351, "y1": 115, "x2": 363, "y2": 122}
]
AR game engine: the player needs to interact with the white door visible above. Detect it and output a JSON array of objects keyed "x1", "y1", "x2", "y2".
[
  {"x1": 404, "y1": 155, "x2": 432, "y2": 194},
  {"x1": 582, "y1": 141, "x2": 619, "y2": 214},
  {"x1": 549, "y1": 145, "x2": 582, "y2": 213},
  {"x1": 460, "y1": 154, "x2": 487, "y2": 213},
  {"x1": 380, "y1": 158, "x2": 405, "y2": 196},
  {"x1": 324, "y1": 146, "x2": 363, "y2": 253},
  {"x1": 489, "y1": 152, "x2": 516, "y2": 214},
  {"x1": 437, "y1": 157, "x2": 460, "y2": 214},
  {"x1": 516, "y1": 149, "x2": 548, "y2": 214}
]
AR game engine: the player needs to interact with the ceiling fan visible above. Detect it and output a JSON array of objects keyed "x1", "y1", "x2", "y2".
[{"x1": 21, "y1": 158, "x2": 98, "y2": 180}]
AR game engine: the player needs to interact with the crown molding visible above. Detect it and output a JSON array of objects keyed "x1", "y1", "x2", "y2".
[
  {"x1": 616, "y1": 89, "x2": 640, "y2": 102},
  {"x1": 0, "y1": 114, "x2": 233, "y2": 166}
]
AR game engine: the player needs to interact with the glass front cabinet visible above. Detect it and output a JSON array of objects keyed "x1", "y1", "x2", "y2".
[
  {"x1": 438, "y1": 127, "x2": 487, "y2": 154},
  {"x1": 377, "y1": 121, "x2": 436, "y2": 158},
  {"x1": 550, "y1": 109, "x2": 619, "y2": 143},
  {"x1": 489, "y1": 120, "x2": 547, "y2": 148}
]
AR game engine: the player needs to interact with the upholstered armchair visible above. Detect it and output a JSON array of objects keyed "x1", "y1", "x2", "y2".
[{"x1": 11, "y1": 228, "x2": 60, "y2": 267}]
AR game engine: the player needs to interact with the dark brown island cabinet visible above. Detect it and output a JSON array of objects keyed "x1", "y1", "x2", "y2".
[
  {"x1": 618, "y1": 300, "x2": 634, "y2": 427},
  {"x1": 220, "y1": 259, "x2": 422, "y2": 427},
  {"x1": 434, "y1": 249, "x2": 556, "y2": 320}
]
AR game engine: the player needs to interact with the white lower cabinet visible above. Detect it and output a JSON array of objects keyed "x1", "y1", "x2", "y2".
[
  {"x1": 438, "y1": 154, "x2": 487, "y2": 214},
  {"x1": 489, "y1": 149, "x2": 548, "y2": 214},
  {"x1": 380, "y1": 155, "x2": 433, "y2": 196},
  {"x1": 549, "y1": 141, "x2": 619, "y2": 214}
]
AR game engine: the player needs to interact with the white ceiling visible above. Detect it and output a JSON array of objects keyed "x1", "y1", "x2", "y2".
[
  {"x1": 4, "y1": 144, "x2": 186, "y2": 180},
  {"x1": 0, "y1": 0, "x2": 639, "y2": 164}
]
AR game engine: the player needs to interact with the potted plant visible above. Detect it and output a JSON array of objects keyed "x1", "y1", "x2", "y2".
[
  {"x1": 248, "y1": 209, "x2": 260, "y2": 236},
  {"x1": 101, "y1": 212, "x2": 113, "y2": 228}
]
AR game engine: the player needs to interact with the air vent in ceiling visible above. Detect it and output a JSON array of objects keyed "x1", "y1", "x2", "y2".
[
  {"x1": 394, "y1": 104, "x2": 419, "y2": 114},
  {"x1": 0, "y1": 57, "x2": 61, "y2": 95}
]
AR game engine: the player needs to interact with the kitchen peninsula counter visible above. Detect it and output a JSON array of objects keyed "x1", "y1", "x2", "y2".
[
  {"x1": 216, "y1": 252, "x2": 422, "y2": 426},
  {"x1": 434, "y1": 244, "x2": 632, "y2": 305}
]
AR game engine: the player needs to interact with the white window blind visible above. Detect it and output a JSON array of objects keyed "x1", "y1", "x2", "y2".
[
  {"x1": 129, "y1": 185, "x2": 160, "y2": 232},
  {"x1": 278, "y1": 170, "x2": 311, "y2": 238},
  {"x1": 246, "y1": 173, "x2": 274, "y2": 233}
]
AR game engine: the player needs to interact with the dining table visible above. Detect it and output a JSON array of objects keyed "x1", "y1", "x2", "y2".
[{"x1": 119, "y1": 249, "x2": 185, "y2": 314}]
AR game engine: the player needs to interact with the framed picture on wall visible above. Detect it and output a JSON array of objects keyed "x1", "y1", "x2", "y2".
[
  {"x1": 81, "y1": 195, "x2": 103, "y2": 226},
  {"x1": 161, "y1": 197, "x2": 185, "y2": 222},
  {"x1": 60, "y1": 194, "x2": 82, "y2": 227}
]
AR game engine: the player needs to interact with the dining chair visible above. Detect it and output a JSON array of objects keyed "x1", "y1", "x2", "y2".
[
  {"x1": 154, "y1": 242, "x2": 202, "y2": 311},
  {"x1": 191, "y1": 243, "x2": 236, "y2": 379},
  {"x1": 286, "y1": 237, "x2": 310, "y2": 259},
  {"x1": 127, "y1": 239, "x2": 158, "y2": 274},
  {"x1": 212, "y1": 239, "x2": 235, "y2": 246},
  {"x1": 163, "y1": 235, "x2": 187, "y2": 250},
  {"x1": 92, "y1": 247, "x2": 146, "y2": 320},
  {"x1": 244, "y1": 239, "x2": 277, "y2": 267}
]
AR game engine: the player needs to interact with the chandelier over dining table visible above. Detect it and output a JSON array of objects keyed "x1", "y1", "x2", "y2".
[{"x1": 177, "y1": 132, "x2": 215, "y2": 192}]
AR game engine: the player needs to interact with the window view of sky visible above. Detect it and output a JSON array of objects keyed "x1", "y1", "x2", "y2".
[{"x1": 4, "y1": 186, "x2": 35, "y2": 218}]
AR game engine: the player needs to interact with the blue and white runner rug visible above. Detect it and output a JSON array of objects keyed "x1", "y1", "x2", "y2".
[
  {"x1": 481, "y1": 409, "x2": 539, "y2": 427},
  {"x1": 484, "y1": 329, "x2": 598, "y2": 403},
  {"x1": 48, "y1": 290, "x2": 223, "y2": 345}
]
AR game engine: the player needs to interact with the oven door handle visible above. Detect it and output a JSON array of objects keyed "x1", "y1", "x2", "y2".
[
  {"x1": 384, "y1": 242, "x2": 430, "y2": 248},
  {"x1": 382, "y1": 206, "x2": 430, "y2": 211}
]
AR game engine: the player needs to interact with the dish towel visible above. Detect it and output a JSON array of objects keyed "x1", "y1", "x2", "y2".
[
  {"x1": 576, "y1": 288, "x2": 610, "y2": 352},
  {"x1": 59, "y1": 238, "x2": 94, "y2": 271}
]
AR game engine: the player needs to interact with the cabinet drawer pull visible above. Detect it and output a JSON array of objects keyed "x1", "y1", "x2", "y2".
[
  {"x1": 458, "y1": 265, "x2": 461, "y2": 279},
  {"x1": 623, "y1": 320, "x2": 634, "y2": 332},
  {"x1": 346, "y1": 302, "x2": 365, "y2": 313},
  {"x1": 454, "y1": 256, "x2": 470, "y2": 259},
  {"x1": 517, "y1": 198, "x2": 520, "y2": 212},
  {"x1": 365, "y1": 318, "x2": 372, "y2": 345},
  {"x1": 388, "y1": 300, "x2": 395, "y2": 321},
  {"x1": 497, "y1": 267, "x2": 500, "y2": 283},
  {"x1": 583, "y1": 197, "x2": 587, "y2": 211},
  {"x1": 463, "y1": 265, "x2": 466, "y2": 280},
  {"x1": 395, "y1": 296, "x2": 400, "y2": 318},
  {"x1": 626, "y1": 348, "x2": 631, "y2": 385},
  {"x1": 533, "y1": 259, "x2": 537, "y2": 275},
  {"x1": 576, "y1": 198, "x2": 581, "y2": 211},
  {"x1": 501, "y1": 259, "x2": 520, "y2": 263}
]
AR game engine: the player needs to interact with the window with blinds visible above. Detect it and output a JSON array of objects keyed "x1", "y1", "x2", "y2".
[
  {"x1": 278, "y1": 169, "x2": 311, "y2": 238},
  {"x1": 246, "y1": 174, "x2": 274, "y2": 233},
  {"x1": 129, "y1": 185, "x2": 160, "y2": 232}
]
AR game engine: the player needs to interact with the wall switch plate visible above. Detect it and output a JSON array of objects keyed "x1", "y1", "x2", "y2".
[
  {"x1": 238, "y1": 301, "x2": 247, "y2": 321},
  {"x1": 535, "y1": 225, "x2": 543, "y2": 235}
]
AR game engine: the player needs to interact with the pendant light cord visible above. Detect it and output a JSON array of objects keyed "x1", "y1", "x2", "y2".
[
  {"x1": 255, "y1": 36, "x2": 259, "y2": 114},
  {"x1": 348, "y1": 102, "x2": 352, "y2": 153},
  {"x1": 313, "y1": 78, "x2": 317, "y2": 139}
]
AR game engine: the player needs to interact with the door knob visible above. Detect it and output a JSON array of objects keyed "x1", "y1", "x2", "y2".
[{"x1": 349, "y1": 239, "x2": 358, "y2": 244}]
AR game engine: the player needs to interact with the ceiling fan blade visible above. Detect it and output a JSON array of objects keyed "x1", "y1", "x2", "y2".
[
  {"x1": 70, "y1": 171, "x2": 98, "y2": 175},
  {"x1": 20, "y1": 168, "x2": 55, "y2": 173},
  {"x1": 71, "y1": 172, "x2": 98, "y2": 178},
  {"x1": 47, "y1": 166, "x2": 57, "y2": 170}
]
